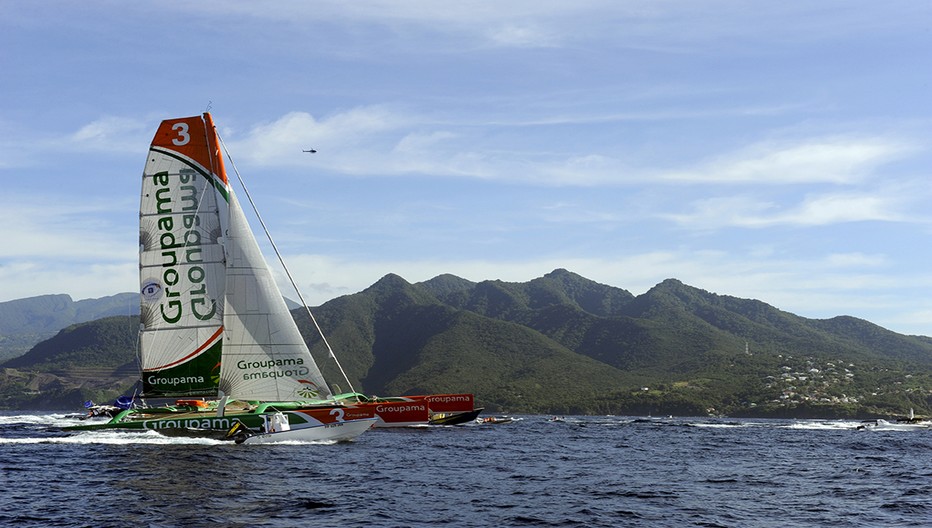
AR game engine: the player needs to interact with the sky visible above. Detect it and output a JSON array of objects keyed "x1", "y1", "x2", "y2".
[{"x1": 2, "y1": 1, "x2": 932, "y2": 335}]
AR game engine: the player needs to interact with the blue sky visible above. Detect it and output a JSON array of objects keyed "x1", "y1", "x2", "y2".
[{"x1": 2, "y1": 2, "x2": 932, "y2": 335}]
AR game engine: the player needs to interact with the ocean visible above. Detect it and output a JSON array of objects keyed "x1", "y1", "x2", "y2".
[{"x1": 0, "y1": 412, "x2": 929, "y2": 527}]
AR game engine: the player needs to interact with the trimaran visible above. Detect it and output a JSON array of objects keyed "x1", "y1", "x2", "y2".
[{"x1": 65, "y1": 113, "x2": 480, "y2": 443}]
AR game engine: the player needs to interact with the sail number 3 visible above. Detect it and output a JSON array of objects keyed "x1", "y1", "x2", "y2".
[{"x1": 172, "y1": 123, "x2": 191, "y2": 146}]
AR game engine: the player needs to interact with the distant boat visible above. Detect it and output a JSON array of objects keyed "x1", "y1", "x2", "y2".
[
  {"x1": 857, "y1": 419, "x2": 931, "y2": 432},
  {"x1": 477, "y1": 415, "x2": 518, "y2": 425},
  {"x1": 427, "y1": 407, "x2": 484, "y2": 426},
  {"x1": 64, "y1": 113, "x2": 375, "y2": 443}
]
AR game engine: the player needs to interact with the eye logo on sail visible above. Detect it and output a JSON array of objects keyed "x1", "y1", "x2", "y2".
[{"x1": 141, "y1": 279, "x2": 163, "y2": 302}]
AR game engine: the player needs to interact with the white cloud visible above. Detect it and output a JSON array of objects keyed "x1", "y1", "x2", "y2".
[
  {"x1": 169, "y1": 1, "x2": 592, "y2": 49},
  {"x1": 228, "y1": 110, "x2": 920, "y2": 189},
  {"x1": 0, "y1": 262, "x2": 137, "y2": 304},
  {"x1": 485, "y1": 24, "x2": 559, "y2": 48},
  {"x1": 822, "y1": 252, "x2": 887, "y2": 268},
  {"x1": 162, "y1": 1, "x2": 932, "y2": 55},
  {"x1": 0, "y1": 194, "x2": 136, "y2": 301},
  {"x1": 663, "y1": 137, "x2": 914, "y2": 185},
  {"x1": 665, "y1": 188, "x2": 918, "y2": 229},
  {"x1": 229, "y1": 107, "x2": 409, "y2": 169},
  {"x1": 788, "y1": 193, "x2": 903, "y2": 225},
  {"x1": 69, "y1": 116, "x2": 151, "y2": 154},
  {"x1": 393, "y1": 131, "x2": 457, "y2": 154},
  {"x1": 0, "y1": 197, "x2": 134, "y2": 261}
]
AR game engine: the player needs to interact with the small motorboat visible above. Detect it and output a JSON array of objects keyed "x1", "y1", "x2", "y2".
[
  {"x1": 228, "y1": 412, "x2": 377, "y2": 444},
  {"x1": 478, "y1": 415, "x2": 518, "y2": 425},
  {"x1": 857, "y1": 419, "x2": 931, "y2": 431},
  {"x1": 428, "y1": 408, "x2": 484, "y2": 426}
]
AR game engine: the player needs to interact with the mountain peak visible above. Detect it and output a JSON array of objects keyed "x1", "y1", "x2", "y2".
[
  {"x1": 363, "y1": 273, "x2": 437, "y2": 307},
  {"x1": 419, "y1": 274, "x2": 476, "y2": 297}
]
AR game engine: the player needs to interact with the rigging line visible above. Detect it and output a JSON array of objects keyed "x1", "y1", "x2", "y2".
[{"x1": 214, "y1": 128, "x2": 359, "y2": 401}]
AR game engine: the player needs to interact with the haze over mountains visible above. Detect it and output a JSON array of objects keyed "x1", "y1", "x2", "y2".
[
  {"x1": 0, "y1": 293, "x2": 138, "y2": 362},
  {"x1": 2, "y1": 270, "x2": 930, "y2": 417}
]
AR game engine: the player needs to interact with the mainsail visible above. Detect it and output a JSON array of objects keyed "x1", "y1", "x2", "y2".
[{"x1": 138, "y1": 113, "x2": 331, "y2": 402}]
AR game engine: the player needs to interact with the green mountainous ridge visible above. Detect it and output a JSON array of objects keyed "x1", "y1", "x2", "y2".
[
  {"x1": 0, "y1": 293, "x2": 137, "y2": 362},
  {"x1": 2, "y1": 270, "x2": 930, "y2": 418}
]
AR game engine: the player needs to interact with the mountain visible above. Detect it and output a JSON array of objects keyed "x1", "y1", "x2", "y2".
[
  {"x1": 0, "y1": 293, "x2": 306, "y2": 364},
  {"x1": 0, "y1": 316, "x2": 139, "y2": 409},
  {"x1": 299, "y1": 269, "x2": 931, "y2": 417},
  {"x1": 0, "y1": 293, "x2": 138, "y2": 363},
  {"x1": 2, "y1": 270, "x2": 930, "y2": 417},
  {"x1": 296, "y1": 273, "x2": 640, "y2": 413}
]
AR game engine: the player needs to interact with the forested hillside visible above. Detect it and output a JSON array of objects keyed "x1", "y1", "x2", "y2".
[
  {"x1": 0, "y1": 293, "x2": 137, "y2": 362},
  {"x1": 2, "y1": 270, "x2": 930, "y2": 417}
]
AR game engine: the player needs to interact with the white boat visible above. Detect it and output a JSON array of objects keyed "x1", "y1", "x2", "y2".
[
  {"x1": 858, "y1": 419, "x2": 931, "y2": 431},
  {"x1": 234, "y1": 412, "x2": 377, "y2": 444},
  {"x1": 476, "y1": 415, "x2": 518, "y2": 425},
  {"x1": 65, "y1": 113, "x2": 374, "y2": 443}
]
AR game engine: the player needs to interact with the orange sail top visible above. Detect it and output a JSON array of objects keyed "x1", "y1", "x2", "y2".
[{"x1": 149, "y1": 113, "x2": 228, "y2": 186}]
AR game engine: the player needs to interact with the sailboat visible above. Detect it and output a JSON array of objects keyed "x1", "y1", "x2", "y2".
[{"x1": 65, "y1": 113, "x2": 375, "y2": 442}]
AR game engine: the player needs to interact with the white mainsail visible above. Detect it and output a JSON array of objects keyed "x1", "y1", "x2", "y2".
[{"x1": 139, "y1": 123, "x2": 227, "y2": 397}]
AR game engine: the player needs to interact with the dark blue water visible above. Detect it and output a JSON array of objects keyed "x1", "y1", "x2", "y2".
[{"x1": 1, "y1": 413, "x2": 929, "y2": 527}]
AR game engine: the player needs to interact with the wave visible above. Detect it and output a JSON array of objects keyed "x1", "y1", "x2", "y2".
[{"x1": 0, "y1": 429, "x2": 225, "y2": 446}]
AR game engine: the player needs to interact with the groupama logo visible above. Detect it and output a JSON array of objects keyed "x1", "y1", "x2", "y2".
[{"x1": 296, "y1": 380, "x2": 321, "y2": 399}]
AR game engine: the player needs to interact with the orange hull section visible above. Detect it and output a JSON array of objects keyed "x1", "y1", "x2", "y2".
[
  {"x1": 348, "y1": 400, "x2": 430, "y2": 427},
  {"x1": 342, "y1": 394, "x2": 478, "y2": 427}
]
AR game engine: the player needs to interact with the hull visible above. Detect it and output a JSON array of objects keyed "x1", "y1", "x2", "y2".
[
  {"x1": 349, "y1": 400, "x2": 431, "y2": 428},
  {"x1": 240, "y1": 417, "x2": 376, "y2": 444},
  {"x1": 336, "y1": 393, "x2": 483, "y2": 427},
  {"x1": 62, "y1": 401, "x2": 376, "y2": 436}
]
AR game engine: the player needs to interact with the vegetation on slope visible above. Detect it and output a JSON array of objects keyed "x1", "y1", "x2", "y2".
[
  {"x1": 0, "y1": 316, "x2": 138, "y2": 409},
  {"x1": 2, "y1": 270, "x2": 930, "y2": 418}
]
